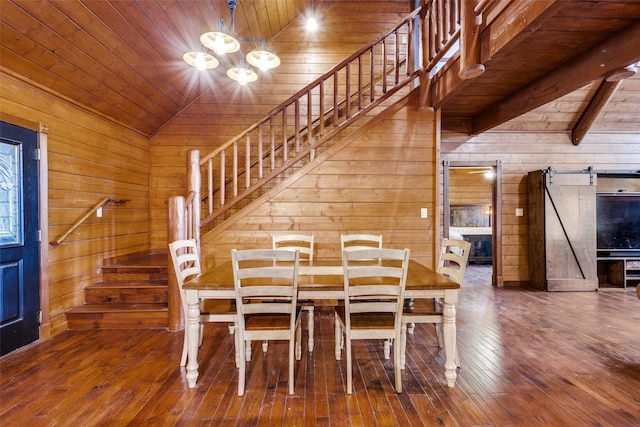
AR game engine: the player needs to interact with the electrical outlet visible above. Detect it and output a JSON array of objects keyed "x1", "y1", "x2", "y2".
[
  {"x1": 97, "y1": 207, "x2": 103, "y2": 218},
  {"x1": 420, "y1": 208, "x2": 428, "y2": 218},
  {"x1": 515, "y1": 208, "x2": 523, "y2": 217}
]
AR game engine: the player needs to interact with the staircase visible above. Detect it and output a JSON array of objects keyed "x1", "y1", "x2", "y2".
[{"x1": 66, "y1": 253, "x2": 169, "y2": 329}]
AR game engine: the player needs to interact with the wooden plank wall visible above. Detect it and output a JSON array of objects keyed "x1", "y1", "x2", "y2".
[
  {"x1": 442, "y1": 131, "x2": 640, "y2": 286},
  {"x1": 148, "y1": 0, "x2": 412, "y2": 251},
  {"x1": 198, "y1": 95, "x2": 439, "y2": 269},
  {"x1": 0, "y1": 73, "x2": 150, "y2": 336},
  {"x1": 450, "y1": 168, "x2": 493, "y2": 205}
]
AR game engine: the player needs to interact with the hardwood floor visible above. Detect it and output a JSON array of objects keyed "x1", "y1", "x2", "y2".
[{"x1": 2, "y1": 265, "x2": 639, "y2": 426}]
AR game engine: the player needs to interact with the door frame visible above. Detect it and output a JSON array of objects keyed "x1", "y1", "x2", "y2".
[
  {"x1": 1, "y1": 115, "x2": 50, "y2": 341},
  {"x1": 443, "y1": 160, "x2": 502, "y2": 286}
]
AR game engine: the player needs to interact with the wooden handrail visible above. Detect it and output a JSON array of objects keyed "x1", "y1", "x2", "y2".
[
  {"x1": 50, "y1": 198, "x2": 129, "y2": 245},
  {"x1": 190, "y1": 2, "x2": 464, "y2": 233},
  {"x1": 474, "y1": 0, "x2": 495, "y2": 17},
  {"x1": 200, "y1": 9, "x2": 423, "y2": 165}
]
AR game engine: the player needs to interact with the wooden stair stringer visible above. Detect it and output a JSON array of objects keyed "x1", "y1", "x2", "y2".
[{"x1": 202, "y1": 88, "x2": 419, "y2": 243}]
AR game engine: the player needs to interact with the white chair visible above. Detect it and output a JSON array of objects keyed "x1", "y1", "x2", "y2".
[
  {"x1": 341, "y1": 234, "x2": 392, "y2": 355},
  {"x1": 272, "y1": 234, "x2": 316, "y2": 352},
  {"x1": 168, "y1": 239, "x2": 238, "y2": 367},
  {"x1": 400, "y1": 238, "x2": 471, "y2": 369},
  {"x1": 340, "y1": 234, "x2": 383, "y2": 252},
  {"x1": 231, "y1": 248, "x2": 303, "y2": 396},
  {"x1": 334, "y1": 247, "x2": 410, "y2": 394}
]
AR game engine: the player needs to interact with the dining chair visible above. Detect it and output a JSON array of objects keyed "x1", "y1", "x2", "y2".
[
  {"x1": 341, "y1": 234, "x2": 393, "y2": 354},
  {"x1": 168, "y1": 239, "x2": 238, "y2": 368},
  {"x1": 231, "y1": 248, "x2": 303, "y2": 396},
  {"x1": 340, "y1": 234, "x2": 383, "y2": 252},
  {"x1": 334, "y1": 247, "x2": 410, "y2": 394},
  {"x1": 400, "y1": 238, "x2": 471, "y2": 369},
  {"x1": 272, "y1": 234, "x2": 316, "y2": 352}
]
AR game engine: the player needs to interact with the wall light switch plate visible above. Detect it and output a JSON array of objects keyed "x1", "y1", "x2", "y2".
[
  {"x1": 515, "y1": 208, "x2": 523, "y2": 217},
  {"x1": 97, "y1": 207, "x2": 103, "y2": 218},
  {"x1": 420, "y1": 208, "x2": 428, "y2": 218}
]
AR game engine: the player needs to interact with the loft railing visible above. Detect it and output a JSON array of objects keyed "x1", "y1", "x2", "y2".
[{"x1": 167, "y1": 0, "x2": 470, "y2": 328}]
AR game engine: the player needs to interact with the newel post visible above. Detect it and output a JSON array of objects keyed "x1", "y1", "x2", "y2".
[
  {"x1": 167, "y1": 195, "x2": 186, "y2": 331},
  {"x1": 458, "y1": 0, "x2": 485, "y2": 80}
]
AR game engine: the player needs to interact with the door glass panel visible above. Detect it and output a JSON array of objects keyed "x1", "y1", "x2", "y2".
[{"x1": 0, "y1": 140, "x2": 23, "y2": 246}]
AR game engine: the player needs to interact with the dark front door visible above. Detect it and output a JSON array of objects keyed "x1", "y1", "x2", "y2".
[{"x1": 0, "y1": 121, "x2": 40, "y2": 356}]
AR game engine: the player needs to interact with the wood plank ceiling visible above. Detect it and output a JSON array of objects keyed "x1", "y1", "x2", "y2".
[{"x1": 1, "y1": 0, "x2": 639, "y2": 140}]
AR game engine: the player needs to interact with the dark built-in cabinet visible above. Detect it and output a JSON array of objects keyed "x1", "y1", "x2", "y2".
[{"x1": 527, "y1": 169, "x2": 599, "y2": 291}]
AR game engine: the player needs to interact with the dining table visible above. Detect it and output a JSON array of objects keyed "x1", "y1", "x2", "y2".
[{"x1": 183, "y1": 257, "x2": 461, "y2": 389}]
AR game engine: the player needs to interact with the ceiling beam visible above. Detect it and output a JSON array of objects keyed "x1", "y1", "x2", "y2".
[
  {"x1": 470, "y1": 21, "x2": 640, "y2": 135},
  {"x1": 571, "y1": 79, "x2": 622, "y2": 146}
]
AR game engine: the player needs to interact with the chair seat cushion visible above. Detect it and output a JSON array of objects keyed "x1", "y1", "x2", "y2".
[
  {"x1": 335, "y1": 306, "x2": 395, "y2": 329},
  {"x1": 245, "y1": 307, "x2": 302, "y2": 331}
]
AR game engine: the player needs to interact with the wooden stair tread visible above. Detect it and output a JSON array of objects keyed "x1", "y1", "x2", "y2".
[
  {"x1": 68, "y1": 303, "x2": 168, "y2": 313},
  {"x1": 104, "y1": 253, "x2": 167, "y2": 268},
  {"x1": 88, "y1": 280, "x2": 167, "y2": 288}
]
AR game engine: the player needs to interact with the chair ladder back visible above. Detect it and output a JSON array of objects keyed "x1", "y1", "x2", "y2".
[
  {"x1": 272, "y1": 234, "x2": 315, "y2": 261},
  {"x1": 437, "y1": 239, "x2": 471, "y2": 285},
  {"x1": 169, "y1": 239, "x2": 202, "y2": 289},
  {"x1": 340, "y1": 234, "x2": 383, "y2": 252}
]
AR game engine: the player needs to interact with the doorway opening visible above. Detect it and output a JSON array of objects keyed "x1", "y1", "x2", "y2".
[{"x1": 443, "y1": 161, "x2": 502, "y2": 286}]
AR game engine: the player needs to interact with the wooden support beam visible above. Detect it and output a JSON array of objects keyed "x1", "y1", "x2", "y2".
[
  {"x1": 470, "y1": 21, "x2": 640, "y2": 135},
  {"x1": 571, "y1": 79, "x2": 622, "y2": 146}
]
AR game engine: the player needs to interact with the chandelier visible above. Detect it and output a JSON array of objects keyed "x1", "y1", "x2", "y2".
[{"x1": 183, "y1": 0, "x2": 280, "y2": 85}]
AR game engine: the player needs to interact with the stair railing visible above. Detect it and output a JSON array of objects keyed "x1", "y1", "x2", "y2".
[
  {"x1": 167, "y1": 0, "x2": 465, "y2": 329},
  {"x1": 198, "y1": 7, "x2": 423, "y2": 229},
  {"x1": 50, "y1": 198, "x2": 130, "y2": 246}
]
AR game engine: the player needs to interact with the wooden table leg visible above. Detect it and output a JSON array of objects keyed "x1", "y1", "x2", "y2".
[
  {"x1": 442, "y1": 289, "x2": 459, "y2": 387},
  {"x1": 185, "y1": 290, "x2": 200, "y2": 388}
]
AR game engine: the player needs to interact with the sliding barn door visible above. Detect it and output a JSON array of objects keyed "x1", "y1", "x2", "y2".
[{"x1": 528, "y1": 170, "x2": 598, "y2": 291}]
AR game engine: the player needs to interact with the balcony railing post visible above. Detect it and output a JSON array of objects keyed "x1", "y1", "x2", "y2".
[{"x1": 458, "y1": 0, "x2": 485, "y2": 79}]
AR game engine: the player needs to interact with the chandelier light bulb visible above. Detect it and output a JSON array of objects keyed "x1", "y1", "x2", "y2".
[
  {"x1": 200, "y1": 31, "x2": 241, "y2": 55},
  {"x1": 238, "y1": 69, "x2": 248, "y2": 85},
  {"x1": 214, "y1": 34, "x2": 228, "y2": 55},
  {"x1": 227, "y1": 65, "x2": 258, "y2": 85},
  {"x1": 257, "y1": 53, "x2": 269, "y2": 71},
  {"x1": 246, "y1": 48, "x2": 281, "y2": 71},
  {"x1": 182, "y1": 51, "x2": 219, "y2": 70},
  {"x1": 195, "y1": 53, "x2": 207, "y2": 70}
]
